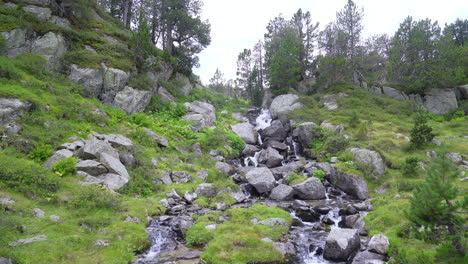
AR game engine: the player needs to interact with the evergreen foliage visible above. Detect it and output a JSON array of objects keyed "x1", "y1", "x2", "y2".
[{"x1": 410, "y1": 111, "x2": 434, "y2": 148}]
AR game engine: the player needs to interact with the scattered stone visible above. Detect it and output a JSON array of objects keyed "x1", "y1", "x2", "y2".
[
  {"x1": 143, "y1": 128, "x2": 169, "y2": 147},
  {"x1": 323, "y1": 228, "x2": 360, "y2": 261},
  {"x1": 183, "y1": 101, "x2": 216, "y2": 131},
  {"x1": 447, "y1": 152, "x2": 462, "y2": 164},
  {"x1": 33, "y1": 208, "x2": 45, "y2": 218},
  {"x1": 323, "y1": 95, "x2": 338, "y2": 110},
  {"x1": 184, "y1": 192, "x2": 197, "y2": 203},
  {"x1": 321, "y1": 122, "x2": 344, "y2": 133},
  {"x1": 171, "y1": 171, "x2": 192, "y2": 183},
  {"x1": 205, "y1": 224, "x2": 217, "y2": 231},
  {"x1": 124, "y1": 215, "x2": 142, "y2": 224},
  {"x1": 368, "y1": 234, "x2": 390, "y2": 255},
  {"x1": 195, "y1": 183, "x2": 217, "y2": 198},
  {"x1": 215, "y1": 202, "x2": 227, "y2": 211},
  {"x1": 256, "y1": 218, "x2": 288, "y2": 228},
  {"x1": 351, "y1": 251, "x2": 385, "y2": 264},
  {"x1": 104, "y1": 134, "x2": 134, "y2": 150},
  {"x1": 215, "y1": 162, "x2": 234, "y2": 174},
  {"x1": 196, "y1": 171, "x2": 209, "y2": 181},
  {"x1": 95, "y1": 240, "x2": 109, "y2": 247},
  {"x1": 50, "y1": 215, "x2": 60, "y2": 223},
  {"x1": 177, "y1": 251, "x2": 201, "y2": 260},
  {"x1": 161, "y1": 171, "x2": 173, "y2": 185},
  {"x1": 44, "y1": 149, "x2": 73, "y2": 169},
  {"x1": 166, "y1": 189, "x2": 181, "y2": 199},
  {"x1": 0, "y1": 196, "x2": 15, "y2": 205},
  {"x1": 9, "y1": 235, "x2": 47, "y2": 246},
  {"x1": 0, "y1": 257, "x2": 12, "y2": 264},
  {"x1": 273, "y1": 242, "x2": 296, "y2": 257}
]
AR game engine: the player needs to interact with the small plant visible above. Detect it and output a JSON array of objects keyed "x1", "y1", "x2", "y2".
[
  {"x1": 28, "y1": 143, "x2": 53, "y2": 162},
  {"x1": 410, "y1": 111, "x2": 434, "y2": 149},
  {"x1": 313, "y1": 170, "x2": 325, "y2": 181},
  {"x1": 52, "y1": 157, "x2": 78, "y2": 177},
  {"x1": 401, "y1": 156, "x2": 420, "y2": 177},
  {"x1": 349, "y1": 111, "x2": 361, "y2": 128},
  {"x1": 287, "y1": 172, "x2": 307, "y2": 185}
]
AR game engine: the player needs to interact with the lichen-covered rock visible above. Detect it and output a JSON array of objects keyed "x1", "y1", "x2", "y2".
[
  {"x1": 423, "y1": 88, "x2": 458, "y2": 114},
  {"x1": 31, "y1": 32, "x2": 67, "y2": 70},
  {"x1": 113, "y1": 86, "x2": 152, "y2": 114},
  {"x1": 0, "y1": 28, "x2": 32, "y2": 58},
  {"x1": 23, "y1": 5, "x2": 52, "y2": 20}
]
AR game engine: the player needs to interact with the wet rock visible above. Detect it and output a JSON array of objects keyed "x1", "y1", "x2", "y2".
[
  {"x1": 33, "y1": 208, "x2": 45, "y2": 218},
  {"x1": 269, "y1": 94, "x2": 302, "y2": 123},
  {"x1": 368, "y1": 234, "x2": 390, "y2": 255},
  {"x1": 9, "y1": 235, "x2": 47, "y2": 246},
  {"x1": 171, "y1": 171, "x2": 192, "y2": 183},
  {"x1": 322, "y1": 216, "x2": 335, "y2": 225},
  {"x1": 323, "y1": 228, "x2": 360, "y2": 261},
  {"x1": 76, "y1": 160, "x2": 108, "y2": 176},
  {"x1": 314, "y1": 206, "x2": 332, "y2": 215},
  {"x1": 270, "y1": 161, "x2": 304, "y2": 179},
  {"x1": 267, "y1": 140, "x2": 289, "y2": 151},
  {"x1": 231, "y1": 122, "x2": 258, "y2": 144},
  {"x1": 246, "y1": 167, "x2": 276, "y2": 194},
  {"x1": 261, "y1": 119, "x2": 287, "y2": 139},
  {"x1": 242, "y1": 144, "x2": 260, "y2": 156},
  {"x1": 270, "y1": 184, "x2": 295, "y2": 201},
  {"x1": 112, "y1": 86, "x2": 152, "y2": 114},
  {"x1": 215, "y1": 162, "x2": 234, "y2": 174},
  {"x1": 292, "y1": 178, "x2": 326, "y2": 200},
  {"x1": 295, "y1": 207, "x2": 321, "y2": 222},
  {"x1": 351, "y1": 251, "x2": 385, "y2": 264},
  {"x1": 294, "y1": 122, "x2": 319, "y2": 148},
  {"x1": 350, "y1": 148, "x2": 385, "y2": 176},
  {"x1": 195, "y1": 183, "x2": 217, "y2": 198},
  {"x1": 143, "y1": 128, "x2": 169, "y2": 147},
  {"x1": 258, "y1": 147, "x2": 283, "y2": 168},
  {"x1": 327, "y1": 171, "x2": 369, "y2": 200},
  {"x1": 44, "y1": 149, "x2": 73, "y2": 169}
]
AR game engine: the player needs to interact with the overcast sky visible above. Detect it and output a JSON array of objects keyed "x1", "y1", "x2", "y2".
[{"x1": 193, "y1": 0, "x2": 467, "y2": 84}]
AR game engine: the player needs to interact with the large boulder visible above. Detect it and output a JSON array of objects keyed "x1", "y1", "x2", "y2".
[
  {"x1": 258, "y1": 147, "x2": 283, "y2": 168},
  {"x1": 231, "y1": 122, "x2": 258, "y2": 144},
  {"x1": 327, "y1": 171, "x2": 369, "y2": 200},
  {"x1": 103, "y1": 134, "x2": 134, "y2": 150},
  {"x1": 174, "y1": 73, "x2": 194, "y2": 96},
  {"x1": 457, "y1": 84, "x2": 468, "y2": 100},
  {"x1": 98, "y1": 173, "x2": 128, "y2": 190},
  {"x1": 423, "y1": 88, "x2": 458, "y2": 114},
  {"x1": 382, "y1": 86, "x2": 409, "y2": 101},
  {"x1": 101, "y1": 67, "x2": 130, "y2": 104},
  {"x1": 270, "y1": 161, "x2": 304, "y2": 179},
  {"x1": 157, "y1": 87, "x2": 177, "y2": 104},
  {"x1": 215, "y1": 162, "x2": 234, "y2": 174},
  {"x1": 292, "y1": 177, "x2": 326, "y2": 200},
  {"x1": 0, "y1": 98, "x2": 31, "y2": 124},
  {"x1": 323, "y1": 228, "x2": 360, "y2": 261},
  {"x1": 76, "y1": 160, "x2": 107, "y2": 176},
  {"x1": 246, "y1": 167, "x2": 276, "y2": 194},
  {"x1": 69, "y1": 64, "x2": 104, "y2": 97},
  {"x1": 350, "y1": 148, "x2": 385, "y2": 176},
  {"x1": 368, "y1": 234, "x2": 390, "y2": 255},
  {"x1": 113, "y1": 86, "x2": 152, "y2": 114},
  {"x1": 270, "y1": 184, "x2": 295, "y2": 201},
  {"x1": 31, "y1": 32, "x2": 67, "y2": 70},
  {"x1": 351, "y1": 251, "x2": 386, "y2": 264},
  {"x1": 79, "y1": 139, "x2": 119, "y2": 160},
  {"x1": 261, "y1": 120, "x2": 287, "y2": 140},
  {"x1": 183, "y1": 101, "x2": 216, "y2": 131},
  {"x1": 99, "y1": 153, "x2": 129, "y2": 180},
  {"x1": 0, "y1": 28, "x2": 31, "y2": 58},
  {"x1": 195, "y1": 183, "x2": 217, "y2": 198},
  {"x1": 171, "y1": 171, "x2": 192, "y2": 183},
  {"x1": 293, "y1": 122, "x2": 319, "y2": 148},
  {"x1": 270, "y1": 94, "x2": 302, "y2": 122}
]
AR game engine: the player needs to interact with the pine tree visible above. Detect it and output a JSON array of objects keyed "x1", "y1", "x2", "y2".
[
  {"x1": 409, "y1": 111, "x2": 434, "y2": 149},
  {"x1": 408, "y1": 145, "x2": 466, "y2": 254}
]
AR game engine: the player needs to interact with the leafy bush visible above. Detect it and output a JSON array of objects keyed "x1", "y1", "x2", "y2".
[
  {"x1": 402, "y1": 156, "x2": 420, "y2": 177},
  {"x1": 324, "y1": 135, "x2": 349, "y2": 154},
  {"x1": 410, "y1": 112, "x2": 434, "y2": 149},
  {"x1": 0, "y1": 153, "x2": 60, "y2": 198},
  {"x1": 68, "y1": 185, "x2": 122, "y2": 210},
  {"x1": 52, "y1": 157, "x2": 79, "y2": 177},
  {"x1": 313, "y1": 170, "x2": 325, "y2": 181},
  {"x1": 28, "y1": 142, "x2": 53, "y2": 162}
]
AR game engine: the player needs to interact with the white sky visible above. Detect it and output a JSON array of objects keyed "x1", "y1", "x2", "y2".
[{"x1": 193, "y1": 0, "x2": 468, "y2": 84}]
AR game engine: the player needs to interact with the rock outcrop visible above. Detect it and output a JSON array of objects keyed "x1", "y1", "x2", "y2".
[
  {"x1": 113, "y1": 86, "x2": 152, "y2": 114},
  {"x1": 269, "y1": 94, "x2": 302, "y2": 122}
]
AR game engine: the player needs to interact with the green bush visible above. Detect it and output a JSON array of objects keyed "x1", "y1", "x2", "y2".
[
  {"x1": 410, "y1": 112, "x2": 434, "y2": 149},
  {"x1": 14, "y1": 53, "x2": 48, "y2": 78},
  {"x1": 313, "y1": 170, "x2": 325, "y2": 181},
  {"x1": 68, "y1": 185, "x2": 122, "y2": 210},
  {"x1": 349, "y1": 111, "x2": 361, "y2": 128},
  {"x1": 0, "y1": 153, "x2": 60, "y2": 198},
  {"x1": 51, "y1": 157, "x2": 79, "y2": 177},
  {"x1": 394, "y1": 179, "x2": 416, "y2": 192},
  {"x1": 324, "y1": 135, "x2": 349, "y2": 154},
  {"x1": 0, "y1": 57, "x2": 22, "y2": 79},
  {"x1": 28, "y1": 142, "x2": 53, "y2": 162},
  {"x1": 402, "y1": 156, "x2": 420, "y2": 177}
]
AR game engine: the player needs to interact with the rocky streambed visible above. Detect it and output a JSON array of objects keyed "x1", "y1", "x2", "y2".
[{"x1": 135, "y1": 109, "x2": 389, "y2": 264}]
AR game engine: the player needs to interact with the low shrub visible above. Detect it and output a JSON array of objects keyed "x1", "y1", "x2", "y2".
[
  {"x1": 0, "y1": 153, "x2": 60, "y2": 198},
  {"x1": 324, "y1": 134, "x2": 349, "y2": 154},
  {"x1": 287, "y1": 172, "x2": 307, "y2": 185},
  {"x1": 313, "y1": 170, "x2": 325, "y2": 181},
  {"x1": 51, "y1": 157, "x2": 79, "y2": 177},
  {"x1": 0, "y1": 57, "x2": 22, "y2": 79},
  {"x1": 28, "y1": 142, "x2": 54, "y2": 162},
  {"x1": 14, "y1": 53, "x2": 48, "y2": 78},
  {"x1": 349, "y1": 111, "x2": 361, "y2": 128},
  {"x1": 68, "y1": 185, "x2": 122, "y2": 210},
  {"x1": 401, "y1": 156, "x2": 420, "y2": 177}
]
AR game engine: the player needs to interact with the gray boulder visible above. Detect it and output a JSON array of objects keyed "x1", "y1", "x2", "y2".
[
  {"x1": 98, "y1": 173, "x2": 128, "y2": 190},
  {"x1": 368, "y1": 234, "x2": 390, "y2": 255},
  {"x1": 44, "y1": 149, "x2": 73, "y2": 169},
  {"x1": 447, "y1": 152, "x2": 462, "y2": 164},
  {"x1": 273, "y1": 242, "x2": 296, "y2": 257},
  {"x1": 143, "y1": 128, "x2": 169, "y2": 147},
  {"x1": 69, "y1": 64, "x2": 104, "y2": 96},
  {"x1": 323, "y1": 95, "x2": 338, "y2": 110},
  {"x1": 267, "y1": 140, "x2": 288, "y2": 151},
  {"x1": 23, "y1": 0, "x2": 51, "y2": 6},
  {"x1": 270, "y1": 184, "x2": 295, "y2": 201},
  {"x1": 76, "y1": 160, "x2": 107, "y2": 176},
  {"x1": 458, "y1": 84, "x2": 468, "y2": 100},
  {"x1": 294, "y1": 122, "x2": 319, "y2": 147},
  {"x1": 77, "y1": 171, "x2": 104, "y2": 186},
  {"x1": 195, "y1": 183, "x2": 217, "y2": 198},
  {"x1": 258, "y1": 147, "x2": 283, "y2": 168},
  {"x1": 99, "y1": 153, "x2": 129, "y2": 180},
  {"x1": 23, "y1": 5, "x2": 51, "y2": 20},
  {"x1": 80, "y1": 139, "x2": 119, "y2": 160},
  {"x1": 350, "y1": 148, "x2": 385, "y2": 176},
  {"x1": 323, "y1": 228, "x2": 360, "y2": 261},
  {"x1": 270, "y1": 94, "x2": 302, "y2": 122},
  {"x1": 161, "y1": 171, "x2": 173, "y2": 185},
  {"x1": 246, "y1": 167, "x2": 276, "y2": 194},
  {"x1": 261, "y1": 120, "x2": 287, "y2": 139},
  {"x1": 351, "y1": 251, "x2": 386, "y2": 264},
  {"x1": 242, "y1": 144, "x2": 259, "y2": 156},
  {"x1": 183, "y1": 101, "x2": 216, "y2": 131},
  {"x1": 31, "y1": 32, "x2": 67, "y2": 70},
  {"x1": 215, "y1": 162, "x2": 234, "y2": 174},
  {"x1": 171, "y1": 171, "x2": 192, "y2": 183},
  {"x1": 270, "y1": 161, "x2": 304, "y2": 179},
  {"x1": 174, "y1": 73, "x2": 194, "y2": 96},
  {"x1": 113, "y1": 86, "x2": 152, "y2": 114},
  {"x1": 382, "y1": 86, "x2": 409, "y2": 100},
  {"x1": 0, "y1": 98, "x2": 31, "y2": 124},
  {"x1": 423, "y1": 88, "x2": 458, "y2": 114},
  {"x1": 231, "y1": 122, "x2": 258, "y2": 144},
  {"x1": 0, "y1": 28, "x2": 31, "y2": 58},
  {"x1": 327, "y1": 171, "x2": 369, "y2": 200},
  {"x1": 104, "y1": 134, "x2": 134, "y2": 150},
  {"x1": 101, "y1": 67, "x2": 130, "y2": 104},
  {"x1": 292, "y1": 177, "x2": 326, "y2": 200},
  {"x1": 49, "y1": 16, "x2": 71, "y2": 29},
  {"x1": 321, "y1": 122, "x2": 344, "y2": 133},
  {"x1": 157, "y1": 87, "x2": 177, "y2": 104}
]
